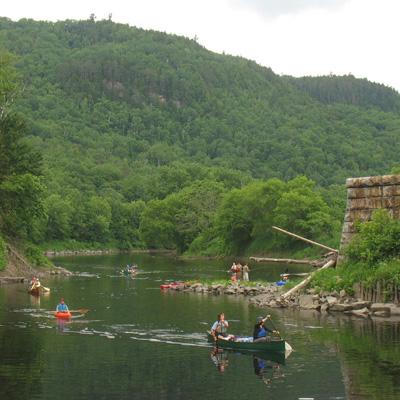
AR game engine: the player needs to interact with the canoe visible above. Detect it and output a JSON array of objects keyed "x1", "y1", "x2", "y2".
[
  {"x1": 29, "y1": 287, "x2": 40, "y2": 296},
  {"x1": 207, "y1": 332, "x2": 286, "y2": 352},
  {"x1": 54, "y1": 311, "x2": 72, "y2": 319}
]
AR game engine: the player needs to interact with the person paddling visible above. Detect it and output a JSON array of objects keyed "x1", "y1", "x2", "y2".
[
  {"x1": 211, "y1": 312, "x2": 234, "y2": 341},
  {"x1": 56, "y1": 298, "x2": 69, "y2": 313},
  {"x1": 253, "y1": 316, "x2": 277, "y2": 343}
]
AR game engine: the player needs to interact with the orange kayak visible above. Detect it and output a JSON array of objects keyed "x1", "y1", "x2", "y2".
[{"x1": 54, "y1": 311, "x2": 71, "y2": 319}]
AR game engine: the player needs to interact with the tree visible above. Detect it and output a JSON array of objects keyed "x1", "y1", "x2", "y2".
[{"x1": 0, "y1": 52, "x2": 44, "y2": 238}]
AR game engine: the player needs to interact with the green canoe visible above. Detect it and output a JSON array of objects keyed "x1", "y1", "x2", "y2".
[{"x1": 207, "y1": 332, "x2": 287, "y2": 353}]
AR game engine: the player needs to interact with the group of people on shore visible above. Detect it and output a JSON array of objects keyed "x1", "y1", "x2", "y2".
[
  {"x1": 229, "y1": 262, "x2": 250, "y2": 282},
  {"x1": 210, "y1": 312, "x2": 278, "y2": 343}
]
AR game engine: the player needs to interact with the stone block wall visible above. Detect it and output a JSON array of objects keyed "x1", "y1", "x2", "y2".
[{"x1": 340, "y1": 174, "x2": 400, "y2": 250}]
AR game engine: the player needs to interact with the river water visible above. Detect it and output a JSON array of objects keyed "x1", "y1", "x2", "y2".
[{"x1": 0, "y1": 254, "x2": 399, "y2": 400}]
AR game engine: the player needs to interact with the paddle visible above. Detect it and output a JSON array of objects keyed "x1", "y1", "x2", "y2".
[
  {"x1": 69, "y1": 308, "x2": 90, "y2": 314},
  {"x1": 263, "y1": 315, "x2": 281, "y2": 339}
]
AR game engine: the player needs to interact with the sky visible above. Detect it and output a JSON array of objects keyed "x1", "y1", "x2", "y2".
[{"x1": 2, "y1": 0, "x2": 400, "y2": 92}]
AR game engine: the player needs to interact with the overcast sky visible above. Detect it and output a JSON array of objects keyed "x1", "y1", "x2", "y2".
[{"x1": 2, "y1": 0, "x2": 400, "y2": 92}]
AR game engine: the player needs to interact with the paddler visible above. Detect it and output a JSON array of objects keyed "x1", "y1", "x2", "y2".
[
  {"x1": 211, "y1": 312, "x2": 234, "y2": 341},
  {"x1": 56, "y1": 298, "x2": 69, "y2": 313},
  {"x1": 253, "y1": 316, "x2": 277, "y2": 343}
]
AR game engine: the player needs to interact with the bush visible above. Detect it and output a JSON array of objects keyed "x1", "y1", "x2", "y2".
[
  {"x1": 24, "y1": 243, "x2": 53, "y2": 268},
  {"x1": 345, "y1": 209, "x2": 400, "y2": 265}
]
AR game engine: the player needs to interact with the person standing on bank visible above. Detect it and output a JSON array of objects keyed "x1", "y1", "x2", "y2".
[{"x1": 242, "y1": 263, "x2": 250, "y2": 281}]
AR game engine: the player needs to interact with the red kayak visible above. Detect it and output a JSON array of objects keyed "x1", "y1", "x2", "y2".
[
  {"x1": 160, "y1": 281, "x2": 184, "y2": 290},
  {"x1": 54, "y1": 311, "x2": 72, "y2": 319}
]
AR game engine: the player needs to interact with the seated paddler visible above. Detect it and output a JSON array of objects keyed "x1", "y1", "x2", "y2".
[
  {"x1": 56, "y1": 298, "x2": 69, "y2": 313},
  {"x1": 253, "y1": 315, "x2": 276, "y2": 343},
  {"x1": 211, "y1": 312, "x2": 234, "y2": 341}
]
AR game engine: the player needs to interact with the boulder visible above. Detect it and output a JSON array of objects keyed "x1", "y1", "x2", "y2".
[
  {"x1": 224, "y1": 288, "x2": 235, "y2": 295},
  {"x1": 325, "y1": 296, "x2": 338, "y2": 306},
  {"x1": 387, "y1": 304, "x2": 400, "y2": 316},
  {"x1": 373, "y1": 310, "x2": 390, "y2": 317},
  {"x1": 339, "y1": 289, "x2": 347, "y2": 298},
  {"x1": 320, "y1": 303, "x2": 329, "y2": 312},
  {"x1": 345, "y1": 307, "x2": 370, "y2": 317},
  {"x1": 350, "y1": 301, "x2": 371, "y2": 310},
  {"x1": 329, "y1": 303, "x2": 353, "y2": 312},
  {"x1": 299, "y1": 295, "x2": 320, "y2": 310},
  {"x1": 370, "y1": 303, "x2": 391, "y2": 313}
]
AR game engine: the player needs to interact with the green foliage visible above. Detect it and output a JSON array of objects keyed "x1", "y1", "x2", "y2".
[
  {"x1": 346, "y1": 209, "x2": 400, "y2": 265},
  {"x1": 214, "y1": 176, "x2": 338, "y2": 255},
  {"x1": 2, "y1": 19, "x2": 399, "y2": 254},
  {"x1": 0, "y1": 54, "x2": 44, "y2": 239},
  {"x1": 0, "y1": 235, "x2": 7, "y2": 270},
  {"x1": 312, "y1": 210, "x2": 400, "y2": 292},
  {"x1": 24, "y1": 243, "x2": 52, "y2": 268}
]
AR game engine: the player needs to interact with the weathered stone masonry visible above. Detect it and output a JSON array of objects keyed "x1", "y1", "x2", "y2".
[{"x1": 340, "y1": 174, "x2": 400, "y2": 250}]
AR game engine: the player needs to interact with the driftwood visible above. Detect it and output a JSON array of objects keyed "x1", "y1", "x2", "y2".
[
  {"x1": 281, "y1": 259, "x2": 336, "y2": 300},
  {"x1": 0, "y1": 277, "x2": 27, "y2": 284},
  {"x1": 272, "y1": 226, "x2": 338, "y2": 253},
  {"x1": 250, "y1": 257, "x2": 314, "y2": 265}
]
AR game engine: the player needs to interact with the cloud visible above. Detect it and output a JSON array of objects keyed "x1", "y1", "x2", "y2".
[{"x1": 228, "y1": 0, "x2": 350, "y2": 18}]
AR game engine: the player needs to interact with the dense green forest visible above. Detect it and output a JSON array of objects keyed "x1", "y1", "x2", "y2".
[{"x1": 1, "y1": 17, "x2": 400, "y2": 257}]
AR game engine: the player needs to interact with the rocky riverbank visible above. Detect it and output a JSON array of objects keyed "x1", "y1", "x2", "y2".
[
  {"x1": 251, "y1": 288, "x2": 400, "y2": 317},
  {"x1": 163, "y1": 281, "x2": 400, "y2": 318},
  {"x1": 165, "y1": 281, "x2": 281, "y2": 296}
]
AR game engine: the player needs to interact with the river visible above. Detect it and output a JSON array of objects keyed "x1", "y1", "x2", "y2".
[{"x1": 0, "y1": 254, "x2": 399, "y2": 399}]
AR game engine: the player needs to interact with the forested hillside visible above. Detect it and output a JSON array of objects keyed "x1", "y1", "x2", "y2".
[{"x1": 1, "y1": 17, "x2": 399, "y2": 255}]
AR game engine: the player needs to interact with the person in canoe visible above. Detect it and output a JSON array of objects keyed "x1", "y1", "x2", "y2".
[
  {"x1": 29, "y1": 276, "x2": 41, "y2": 294},
  {"x1": 211, "y1": 312, "x2": 234, "y2": 341},
  {"x1": 253, "y1": 316, "x2": 277, "y2": 343},
  {"x1": 56, "y1": 298, "x2": 69, "y2": 314}
]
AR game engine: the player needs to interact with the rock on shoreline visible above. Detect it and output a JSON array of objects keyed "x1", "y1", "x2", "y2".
[
  {"x1": 250, "y1": 288, "x2": 400, "y2": 317},
  {"x1": 164, "y1": 281, "x2": 400, "y2": 318}
]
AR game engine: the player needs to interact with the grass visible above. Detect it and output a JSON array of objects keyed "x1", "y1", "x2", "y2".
[{"x1": 310, "y1": 259, "x2": 400, "y2": 295}]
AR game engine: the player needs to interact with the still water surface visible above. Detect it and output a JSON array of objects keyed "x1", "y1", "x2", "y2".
[{"x1": 1, "y1": 254, "x2": 399, "y2": 400}]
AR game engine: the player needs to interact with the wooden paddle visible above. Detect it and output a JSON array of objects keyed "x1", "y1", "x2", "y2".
[
  {"x1": 263, "y1": 315, "x2": 281, "y2": 338},
  {"x1": 69, "y1": 308, "x2": 90, "y2": 314}
]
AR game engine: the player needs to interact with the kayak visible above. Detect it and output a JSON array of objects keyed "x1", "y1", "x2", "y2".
[
  {"x1": 160, "y1": 281, "x2": 184, "y2": 290},
  {"x1": 54, "y1": 311, "x2": 72, "y2": 319},
  {"x1": 207, "y1": 332, "x2": 287, "y2": 352}
]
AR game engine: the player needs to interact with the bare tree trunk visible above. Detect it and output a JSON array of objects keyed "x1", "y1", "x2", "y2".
[
  {"x1": 281, "y1": 259, "x2": 336, "y2": 300},
  {"x1": 272, "y1": 226, "x2": 338, "y2": 253}
]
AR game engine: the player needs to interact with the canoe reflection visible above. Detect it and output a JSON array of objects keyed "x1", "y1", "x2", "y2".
[
  {"x1": 253, "y1": 354, "x2": 284, "y2": 385},
  {"x1": 210, "y1": 347, "x2": 288, "y2": 382}
]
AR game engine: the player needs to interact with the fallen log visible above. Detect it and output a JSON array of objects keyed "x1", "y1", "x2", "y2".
[
  {"x1": 272, "y1": 226, "x2": 338, "y2": 253},
  {"x1": 250, "y1": 257, "x2": 314, "y2": 265},
  {"x1": 281, "y1": 259, "x2": 336, "y2": 300},
  {"x1": 0, "y1": 277, "x2": 27, "y2": 283}
]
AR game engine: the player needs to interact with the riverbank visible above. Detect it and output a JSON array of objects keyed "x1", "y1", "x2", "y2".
[
  {"x1": 44, "y1": 248, "x2": 175, "y2": 257},
  {"x1": 162, "y1": 280, "x2": 400, "y2": 318},
  {"x1": 0, "y1": 244, "x2": 73, "y2": 284}
]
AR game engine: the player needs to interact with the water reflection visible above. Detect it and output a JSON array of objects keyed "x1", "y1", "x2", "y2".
[
  {"x1": 210, "y1": 347, "x2": 229, "y2": 373},
  {"x1": 253, "y1": 354, "x2": 285, "y2": 386},
  {"x1": 210, "y1": 346, "x2": 288, "y2": 385}
]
